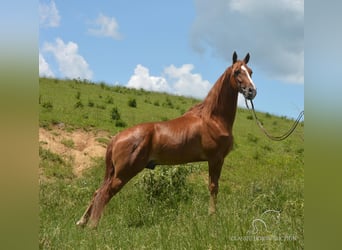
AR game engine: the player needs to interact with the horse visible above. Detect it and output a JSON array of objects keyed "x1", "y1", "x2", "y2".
[{"x1": 76, "y1": 51, "x2": 257, "y2": 228}]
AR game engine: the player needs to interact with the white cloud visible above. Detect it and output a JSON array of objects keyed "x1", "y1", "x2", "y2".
[
  {"x1": 39, "y1": 53, "x2": 54, "y2": 77},
  {"x1": 164, "y1": 64, "x2": 211, "y2": 98},
  {"x1": 127, "y1": 64, "x2": 171, "y2": 92},
  {"x1": 88, "y1": 13, "x2": 122, "y2": 40},
  {"x1": 39, "y1": 0, "x2": 60, "y2": 28},
  {"x1": 43, "y1": 38, "x2": 93, "y2": 80},
  {"x1": 127, "y1": 64, "x2": 212, "y2": 99},
  {"x1": 191, "y1": 0, "x2": 304, "y2": 84}
]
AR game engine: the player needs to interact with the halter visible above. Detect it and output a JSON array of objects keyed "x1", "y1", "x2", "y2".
[{"x1": 245, "y1": 99, "x2": 304, "y2": 141}]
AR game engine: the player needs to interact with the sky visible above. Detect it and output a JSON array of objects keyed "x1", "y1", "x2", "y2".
[{"x1": 39, "y1": 0, "x2": 304, "y2": 119}]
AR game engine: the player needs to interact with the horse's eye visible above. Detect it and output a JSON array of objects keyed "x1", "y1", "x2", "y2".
[{"x1": 234, "y1": 70, "x2": 240, "y2": 76}]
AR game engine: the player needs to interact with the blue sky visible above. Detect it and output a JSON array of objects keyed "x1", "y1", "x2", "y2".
[{"x1": 39, "y1": 0, "x2": 304, "y2": 119}]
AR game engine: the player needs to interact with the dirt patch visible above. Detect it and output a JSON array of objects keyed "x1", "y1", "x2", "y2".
[{"x1": 39, "y1": 127, "x2": 111, "y2": 176}]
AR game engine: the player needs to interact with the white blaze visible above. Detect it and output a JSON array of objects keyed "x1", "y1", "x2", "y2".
[{"x1": 241, "y1": 65, "x2": 256, "y2": 89}]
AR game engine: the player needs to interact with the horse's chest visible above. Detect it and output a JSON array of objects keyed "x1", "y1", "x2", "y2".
[{"x1": 203, "y1": 132, "x2": 233, "y2": 157}]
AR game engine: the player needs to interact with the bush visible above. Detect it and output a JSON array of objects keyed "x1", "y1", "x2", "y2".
[
  {"x1": 42, "y1": 101, "x2": 53, "y2": 111},
  {"x1": 137, "y1": 166, "x2": 192, "y2": 207},
  {"x1": 88, "y1": 100, "x2": 95, "y2": 107},
  {"x1": 115, "y1": 119, "x2": 127, "y2": 127},
  {"x1": 75, "y1": 91, "x2": 81, "y2": 100},
  {"x1": 246, "y1": 114, "x2": 253, "y2": 120},
  {"x1": 105, "y1": 96, "x2": 114, "y2": 104},
  {"x1": 74, "y1": 100, "x2": 84, "y2": 109},
  {"x1": 163, "y1": 97, "x2": 174, "y2": 109},
  {"x1": 247, "y1": 133, "x2": 259, "y2": 143},
  {"x1": 111, "y1": 107, "x2": 121, "y2": 120},
  {"x1": 96, "y1": 104, "x2": 106, "y2": 110},
  {"x1": 128, "y1": 98, "x2": 137, "y2": 108}
]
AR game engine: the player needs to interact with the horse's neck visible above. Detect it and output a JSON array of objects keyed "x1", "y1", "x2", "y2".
[{"x1": 202, "y1": 68, "x2": 238, "y2": 130}]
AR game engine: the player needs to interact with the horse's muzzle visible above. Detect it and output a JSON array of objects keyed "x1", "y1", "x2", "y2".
[{"x1": 242, "y1": 87, "x2": 257, "y2": 100}]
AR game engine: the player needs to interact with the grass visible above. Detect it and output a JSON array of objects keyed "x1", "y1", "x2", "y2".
[{"x1": 39, "y1": 77, "x2": 304, "y2": 249}]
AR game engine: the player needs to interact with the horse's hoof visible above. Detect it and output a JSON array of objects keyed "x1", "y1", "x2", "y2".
[
  {"x1": 76, "y1": 218, "x2": 87, "y2": 227},
  {"x1": 208, "y1": 208, "x2": 216, "y2": 216}
]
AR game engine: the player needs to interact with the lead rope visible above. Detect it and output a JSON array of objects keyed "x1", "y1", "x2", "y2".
[{"x1": 245, "y1": 99, "x2": 304, "y2": 141}]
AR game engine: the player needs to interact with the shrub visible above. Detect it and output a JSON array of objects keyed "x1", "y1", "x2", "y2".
[
  {"x1": 88, "y1": 100, "x2": 95, "y2": 107},
  {"x1": 137, "y1": 166, "x2": 192, "y2": 207},
  {"x1": 115, "y1": 119, "x2": 127, "y2": 127},
  {"x1": 42, "y1": 101, "x2": 53, "y2": 111},
  {"x1": 128, "y1": 98, "x2": 137, "y2": 108},
  {"x1": 74, "y1": 100, "x2": 84, "y2": 108},
  {"x1": 247, "y1": 133, "x2": 259, "y2": 143},
  {"x1": 163, "y1": 97, "x2": 174, "y2": 109},
  {"x1": 75, "y1": 91, "x2": 81, "y2": 100},
  {"x1": 265, "y1": 112, "x2": 272, "y2": 118},
  {"x1": 246, "y1": 114, "x2": 253, "y2": 120},
  {"x1": 96, "y1": 104, "x2": 106, "y2": 110},
  {"x1": 105, "y1": 96, "x2": 114, "y2": 104},
  {"x1": 111, "y1": 107, "x2": 121, "y2": 120},
  {"x1": 100, "y1": 82, "x2": 106, "y2": 89}
]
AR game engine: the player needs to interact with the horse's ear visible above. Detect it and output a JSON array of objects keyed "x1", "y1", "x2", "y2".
[
  {"x1": 244, "y1": 53, "x2": 250, "y2": 64},
  {"x1": 232, "y1": 51, "x2": 238, "y2": 64}
]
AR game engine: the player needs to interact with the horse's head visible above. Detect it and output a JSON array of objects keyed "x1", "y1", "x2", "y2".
[{"x1": 231, "y1": 51, "x2": 257, "y2": 100}]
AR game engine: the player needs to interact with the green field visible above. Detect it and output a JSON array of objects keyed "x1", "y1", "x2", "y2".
[{"x1": 39, "y1": 77, "x2": 304, "y2": 249}]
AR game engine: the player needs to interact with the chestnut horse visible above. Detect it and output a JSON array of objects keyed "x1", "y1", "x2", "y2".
[{"x1": 77, "y1": 51, "x2": 257, "y2": 228}]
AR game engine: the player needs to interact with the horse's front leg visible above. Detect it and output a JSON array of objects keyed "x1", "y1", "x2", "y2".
[{"x1": 208, "y1": 158, "x2": 224, "y2": 215}]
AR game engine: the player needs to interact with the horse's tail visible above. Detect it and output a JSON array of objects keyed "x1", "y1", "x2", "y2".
[{"x1": 104, "y1": 137, "x2": 115, "y2": 181}]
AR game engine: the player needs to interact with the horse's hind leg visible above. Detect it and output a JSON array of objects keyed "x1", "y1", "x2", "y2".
[
  {"x1": 87, "y1": 177, "x2": 125, "y2": 228},
  {"x1": 76, "y1": 189, "x2": 99, "y2": 227},
  {"x1": 86, "y1": 157, "x2": 148, "y2": 228},
  {"x1": 76, "y1": 145, "x2": 114, "y2": 227}
]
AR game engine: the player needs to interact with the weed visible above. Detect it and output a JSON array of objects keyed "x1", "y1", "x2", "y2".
[
  {"x1": 61, "y1": 138, "x2": 74, "y2": 149},
  {"x1": 39, "y1": 147, "x2": 74, "y2": 180},
  {"x1": 262, "y1": 144, "x2": 273, "y2": 152},
  {"x1": 96, "y1": 137, "x2": 110, "y2": 146}
]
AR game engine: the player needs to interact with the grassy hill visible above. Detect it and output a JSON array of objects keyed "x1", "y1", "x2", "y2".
[{"x1": 39, "y1": 77, "x2": 304, "y2": 249}]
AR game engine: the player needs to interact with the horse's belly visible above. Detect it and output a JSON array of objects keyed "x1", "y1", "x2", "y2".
[{"x1": 151, "y1": 137, "x2": 207, "y2": 164}]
